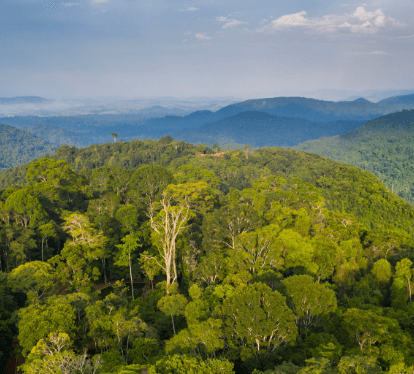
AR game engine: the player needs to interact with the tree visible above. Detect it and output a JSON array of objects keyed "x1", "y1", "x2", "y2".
[
  {"x1": 148, "y1": 354, "x2": 234, "y2": 374},
  {"x1": 20, "y1": 332, "x2": 101, "y2": 374},
  {"x1": 116, "y1": 204, "x2": 139, "y2": 235},
  {"x1": 217, "y1": 282, "x2": 297, "y2": 361},
  {"x1": 139, "y1": 253, "x2": 161, "y2": 289},
  {"x1": 337, "y1": 355, "x2": 381, "y2": 374},
  {"x1": 158, "y1": 293, "x2": 188, "y2": 335},
  {"x1": 5, "y1": 188, "x2": 46, "y2": 228},
  {"x1": 85, "y1": 292, "x2": 146, "y2": 361},
  {"x1": 283, "y1": 275, "x2": 337, "y2": 334},
  {"x1": 174, "y1": 165, "x2": 221, "y2": 190},
  {"x1": 8, "y1": 261, "x2": 56, "y2": 303},
  {"x1": 115, "y1": 233, "x2": 142, "y2": 300},
  {"x1": 342, "y1": 309, "x2": 398, "y2": 354},
  {"x1": 145, "y1": 196, "x2": 194, "y2": 287},
  {"x1": 371, "y1": 259, "x2": 392, "y2": 285},
  {"x1": 63, "y1": 213, "x2": 107, "y2": 254},
  {"x1": 127, "y1": 165, "x2": 175, "y2": 206},
  {"x1": 391, "y1": 259, "x2": 414, "y2": 307},
  {"x1": 18, "y1": 300, "x2": 76, "y2": 356},
  {"x1": 37, "y1": 221, "x2": 59, "y2": 262},
  {"x1": 234, "y1": 224, "x2": 283, "y2": 275},
  {"x1": 111, "y1": 133, "x2": 119, "y2": 142},
  {"x1": 50, "y1": 213, "x2": 107, "y2": 292}
]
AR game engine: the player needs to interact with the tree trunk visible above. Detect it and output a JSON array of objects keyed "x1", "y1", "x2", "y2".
[
  {"x1": 103, "y1": 258, "x2": 107, "y2": 285},
  {"x1": 129, "y1": 252, "x2": 134, "y2": 300},
  {"x1": 41, "y1": 238, "x2": 45, "y2": 262},
  {"x1": 171, "y1": 313, "x2": 176, "y2": 335}
]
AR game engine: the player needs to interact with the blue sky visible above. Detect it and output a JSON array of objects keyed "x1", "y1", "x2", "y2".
[{"x1": 1, "y1": 0, "x2": 413, "y2": 100}]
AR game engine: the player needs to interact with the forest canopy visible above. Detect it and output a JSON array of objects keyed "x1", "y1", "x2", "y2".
[{"x1": 1, "y1": 138, "x2": 414, "y2": 373}]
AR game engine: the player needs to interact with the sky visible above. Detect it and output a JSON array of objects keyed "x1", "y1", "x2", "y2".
[{"x1": 1, "y1": 0, "x2": 414, "y2": 100}]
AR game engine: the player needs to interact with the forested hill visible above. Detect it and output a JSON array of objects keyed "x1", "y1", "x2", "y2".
[
  {"x1": 3, "y1": 137, "x2": 414, "y2": 373},
  {"x1": 0, "y1": 123, "x2": 58, "y2": 170},
  {"x1": 294, "y1": 110, "x2": 414, "y2": 204},
  {"x1": 24, "y1": 123, "x2": 89, "y2": 148},
  {"x1": 1, "y1": 138, "x2": 413, "y2": 236},
  {"x1": 176, "y1": 111, "x2": 365, "y2": 147},
  {"x1": 216, "y1": 95, "x2": 414, "y2": 122},
  {"x1": 2, "y1": 139, "x2": 414, "y2": 373}
]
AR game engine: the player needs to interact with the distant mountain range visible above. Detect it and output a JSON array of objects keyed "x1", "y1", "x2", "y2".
[
  {"x1": 176, "y1": 111, "x2": 365, "y2": 148},
  {"x1": 294, "y1": 109, "x2": 414, "y2": 204},
  {"x1": 2, "y1": 92, "x2": 414, "y2": 170},
  {"x1": 0, "y1": 96, "x2": 50, "y2": 105}
]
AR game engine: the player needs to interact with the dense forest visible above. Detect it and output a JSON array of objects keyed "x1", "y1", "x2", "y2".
[
  {"x1": 1, "y1": 137, "x2": 414, "y2": 373},
  {"x1": 295, "y1": 110, "x2": 414, "y2": 205}
]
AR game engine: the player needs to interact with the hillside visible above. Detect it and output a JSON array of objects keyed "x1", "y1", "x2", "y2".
[
  {"x1": 2, "y1": 138, "x2": 414, "y2": 373},
  {"x1": 294, "y1": 110, "x2": 414, "y2": 204},
  {"x1": 24, "y1": 123, "x2": 89, "y2": 147},
  {"x1": 177, "y1": 111, "x2": 365, "y2": 147},
  {"x1": 378, "y1": 93, "x2": 414, "y2": 106},
  {"x1": 217, "y1": 95, "x2": 414, "y2": 122},
  {"x1": 1, "y1": 139, "x2": 413, "y2": 236},
  {"x1": 0, "y1": 123, "x2": 58, "y2": 170}
]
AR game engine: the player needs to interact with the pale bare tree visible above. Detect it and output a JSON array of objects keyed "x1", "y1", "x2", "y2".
[{"x1": 144, "y1": 195, "x2": 193, "y2": 288}]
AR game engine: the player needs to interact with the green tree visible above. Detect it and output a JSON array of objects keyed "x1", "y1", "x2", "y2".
[
  {"x1": 18, "y1": 300, "x2": 76, "y2": 356},
  {"x1": 217, "y1": 282, "x2": 297, "y2": 361},
  {"x1": 5, "y1": 188, "x2": 46, "y2": 228},
  {"x1": 20, "y1": 332, "x2": 101, "y2": 374},
  {"x1": 8, "y1": 261, "x2": 56, "y2": 303},
  {"x1": 148, "y1": 354, "x2": 234, "y2": 374},
  {"x1": 115, "y1": 233, "x2": 142, "y2": 300},
  {"x1": 283, "y1": 275, "x2": 337, "y2": 334},
  {"x1": 158, "y1": 292, "x2": 188, "y2": 335},
  {"x1": 342, "y1": 309, "x2": 398, "y2": 355},
  {"x1": 37, "y1": 221, "x2": 59, "y2": 262}
]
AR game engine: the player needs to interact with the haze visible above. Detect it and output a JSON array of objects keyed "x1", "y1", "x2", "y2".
[{"x1": 1, "y1": 0, "x2": 414, "y2": 101}]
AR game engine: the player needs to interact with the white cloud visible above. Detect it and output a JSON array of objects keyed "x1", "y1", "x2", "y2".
[
  {"x1": 184, "y1": 31, "x2": 192, "y2": 35},
  {"x1": 195, "y1": 33, "x2": 213, "y2": 41},
  {"x1": 63, "y1": 3, "x2": 79, "y2": 7},
  {"x1": 179, "y1": 7, "x2": 198, "y2": 12},
  {"x1": 216, "y1": 16, "x2": 249, "y2": 29},
  {"x1": 93, "y1": 0, "x2": 109, "y2": 3},
  {"x1": 259, "y1": 6, "x2": 401, "y2": 35}
]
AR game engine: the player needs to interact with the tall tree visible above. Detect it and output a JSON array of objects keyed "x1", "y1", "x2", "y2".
[{"x1": 145, "y1": 196, "x2": 194, "y2": 287}]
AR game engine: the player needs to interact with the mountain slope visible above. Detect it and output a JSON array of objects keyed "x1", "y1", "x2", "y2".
[
  {"x1": 1, "y1": 139, "x2": 413, "y2": 236},
  {"x1": 24, "y1": 124, "x2": 89, "y2": 147},
  {"x1": 377, "y1": 93, "x2": 414, "y2": 106},
  {"x1": 294, "y1": 110, "x2": 414, "y2": 204},
  {"x1": 177, "y1": 111, "x2": 365, "y2": 147},
  {"x1": 216, "y1": 96, "x2": 414, "y2": 122},
  {"x1": 0, "y1": 124, "x2": 58, "y2": 170}
]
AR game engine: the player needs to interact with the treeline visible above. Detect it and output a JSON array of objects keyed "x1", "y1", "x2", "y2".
[{"x1": 1, "y1": 140, "x2": 414, "y2": 373}]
